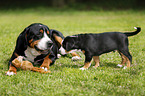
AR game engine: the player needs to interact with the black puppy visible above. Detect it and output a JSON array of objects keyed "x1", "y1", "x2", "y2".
[
  {"x1": 62, "y1": 27, "x2": 141, "y2": 70},
  {"x1": 6, "y1": 23, "x2": 80, "y2": 76}
]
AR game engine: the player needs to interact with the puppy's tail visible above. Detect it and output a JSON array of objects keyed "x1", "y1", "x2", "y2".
[{"x1": 124, "y1": 27, "x2": 141, "y2": 37}]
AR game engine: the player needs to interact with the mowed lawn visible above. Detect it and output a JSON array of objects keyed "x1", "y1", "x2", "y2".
[{"x1": 0, "y1": 9, "x2": 145, "y2": 95}]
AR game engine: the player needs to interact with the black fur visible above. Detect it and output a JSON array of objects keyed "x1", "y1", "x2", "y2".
[
  {"x1": 9, "y1": 23, "x2": 64, "y2": 67},
  {"x1": 62, "y1": 27, "x2": 141, "y2": 64}
]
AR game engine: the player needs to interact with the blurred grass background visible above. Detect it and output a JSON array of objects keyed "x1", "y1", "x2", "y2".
[
  {"x1": 0, "y1": 0, "x2": 145, "y2": 95},
  {"x1": 0, "y1": 0, "x2": 145, "y2": 10}
]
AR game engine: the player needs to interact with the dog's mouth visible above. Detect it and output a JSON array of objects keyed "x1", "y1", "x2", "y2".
[{"x1": 34, "y1": 45, "x2": 53, "y2": 54}]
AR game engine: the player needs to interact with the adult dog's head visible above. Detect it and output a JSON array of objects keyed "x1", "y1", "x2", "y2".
[{"x1": 23, "y1": 23, "x2": 53, "y2": 54}]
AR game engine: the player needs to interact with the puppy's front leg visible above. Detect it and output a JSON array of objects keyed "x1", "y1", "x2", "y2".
[
  {"x1": 80, "y1": 55, "x2": 93, "y2": 70},
  {"x1": 40, "y1": 55, "x2": 52, "y2": 72}
]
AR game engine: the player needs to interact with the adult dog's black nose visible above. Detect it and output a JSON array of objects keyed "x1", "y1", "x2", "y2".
[{"x1": 47, "y1": 41, "x2": 53, "y2": 48}]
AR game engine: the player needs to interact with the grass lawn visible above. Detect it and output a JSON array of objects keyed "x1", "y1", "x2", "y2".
[{"x1": 0, "y1": 8, "x2": 145, "y2": 95}]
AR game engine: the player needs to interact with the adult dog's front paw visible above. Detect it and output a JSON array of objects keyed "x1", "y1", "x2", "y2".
[
  {"x1": 5, "y1": 71, "x2": 16, "y2": 76},
  {"x1": 40, "y1": 67, "x2": 49, "y2": 71}
]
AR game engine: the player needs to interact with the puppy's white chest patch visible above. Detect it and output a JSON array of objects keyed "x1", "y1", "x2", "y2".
[{"x1": 24, "y1": 47, "x2": 41, "y2": 62}]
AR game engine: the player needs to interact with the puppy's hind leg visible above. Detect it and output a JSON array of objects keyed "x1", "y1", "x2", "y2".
[
  {"x1": 118, "y1": 50, "x2": 132, "y2": 68},
  {"x1": 117, "y1": 51, "x2": 127, "y2": 67},
  {"x1": 93, "y1": 56, "x2": 100, "y2": 68}
]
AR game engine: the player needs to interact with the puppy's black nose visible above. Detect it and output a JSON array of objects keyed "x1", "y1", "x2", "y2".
[{"x1": 47, "y1": 41, "x2": 53, "y2": 47}]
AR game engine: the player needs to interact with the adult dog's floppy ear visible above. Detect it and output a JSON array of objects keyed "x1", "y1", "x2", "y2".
[
  {"x1": 23, "y1": 27, "x2": 30, "y2": 45},
  {"x1": 15, "y1": 27, "x2": 30, "y2": 53},
  {"x1": 51, "y1": 30, "x2": 65, "y2": 48}
]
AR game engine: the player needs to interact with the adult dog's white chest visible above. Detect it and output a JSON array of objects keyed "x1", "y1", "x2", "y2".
[{"x1": 24, "y1": 47, "x2": 41, "y2": 62}]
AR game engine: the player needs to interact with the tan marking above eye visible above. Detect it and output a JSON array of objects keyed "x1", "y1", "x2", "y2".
[
  {"x1": 29, "y1": 39, "x2": 33, "y2": 43},
  {"x1": 47, "y1": 31, "x2": 49, "y2": 34},
  {"x1": 82, "y1": 50, "x2": 85, "y2": 54},
  {"x1": 40, "y1": 29, "x2": 43, "y2": 33}
]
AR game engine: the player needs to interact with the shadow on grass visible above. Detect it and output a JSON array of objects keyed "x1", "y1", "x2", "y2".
[
  {"x1": 100, "y1": 62, "x2": 119, "y2": 68},
  {"x1": 55, "y1": 60, "x2": 120, "y2": 70}
]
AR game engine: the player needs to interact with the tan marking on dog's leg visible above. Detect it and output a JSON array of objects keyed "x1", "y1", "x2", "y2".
[
  {"x1": 119, "y1": 52, "x2": 127, "y2": 66},
  {"x1": 81, "y1": 59, "x2": 93, "y2": 69},
  {"x1": 93, "y1": 56, "x2": 100, "y2": 68},
  {"x1": 40, "y1": 55, "x2": 52, "y2": 71},
  {"x1": 126, "y1": 57, "x2": 131, "y2": 67},
  {"x1": 118, "y1": 51, "x2": 131, "y2": 68}
]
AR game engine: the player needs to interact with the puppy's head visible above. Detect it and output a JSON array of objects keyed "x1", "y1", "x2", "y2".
[
  {"x1": 25, "y1": 23, "x2": 53, "y2": 54},
  {"x1": 62, "y1": 36, "x2": 79, "y2": 52}
]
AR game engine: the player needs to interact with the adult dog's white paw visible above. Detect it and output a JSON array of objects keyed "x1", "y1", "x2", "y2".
[
  {"x1": 40, "y1": 67, "x2": 48, "y2": 71},
  {"x1": 72, "y1": 56, "x2": 81, "y2": 61},
  {"x1": 5, "y1": 71, "x2": 16, "y2": 76},
  {"x1": 117, "y1": 64, "x2": 123, "y2": 68}
]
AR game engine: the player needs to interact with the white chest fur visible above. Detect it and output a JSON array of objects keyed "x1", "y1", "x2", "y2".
[{"x1": 24, "y1": 47, "x2": 41, "y2": 62}]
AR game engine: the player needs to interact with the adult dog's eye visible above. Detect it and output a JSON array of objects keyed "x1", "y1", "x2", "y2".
[
  {"x1": 37, "y1": 33, "x2": 43, "y2": 38},
  {"x1": 33, "y1": 36, "x2": 39, "y2": 40}
]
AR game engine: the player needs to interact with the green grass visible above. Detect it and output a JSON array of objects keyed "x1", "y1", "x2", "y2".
[{"x1": 0, "y1": 9, "x2": 145, "y2": 95}]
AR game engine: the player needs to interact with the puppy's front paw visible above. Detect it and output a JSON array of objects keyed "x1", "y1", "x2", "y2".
[
  {"x1": 79, "y1": 67, "x2": 87, "y2": 70},
  {"x1": 117, "y1": 64, "x2": 123, "y2": 68},
  {"x1": 123, "y1": 66, "x2": 127, "y2": 69},
  {"x1": 5, "y1": 71, "x2": 16, "y2": 76},
  {"x1": 72, "y1": 56, "x2": 81, "y2": 61}
]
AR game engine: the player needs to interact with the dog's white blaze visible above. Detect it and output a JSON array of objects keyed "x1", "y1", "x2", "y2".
[
  {"x1": 37, "y1": 32, "x2": 52, "y2": 50},
  {"x1": 59, "y1": 46, "x2": 67, "y2": 55},
  {"x1": 24, "y1": 47, "x2": 41, "y2": 62}
]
